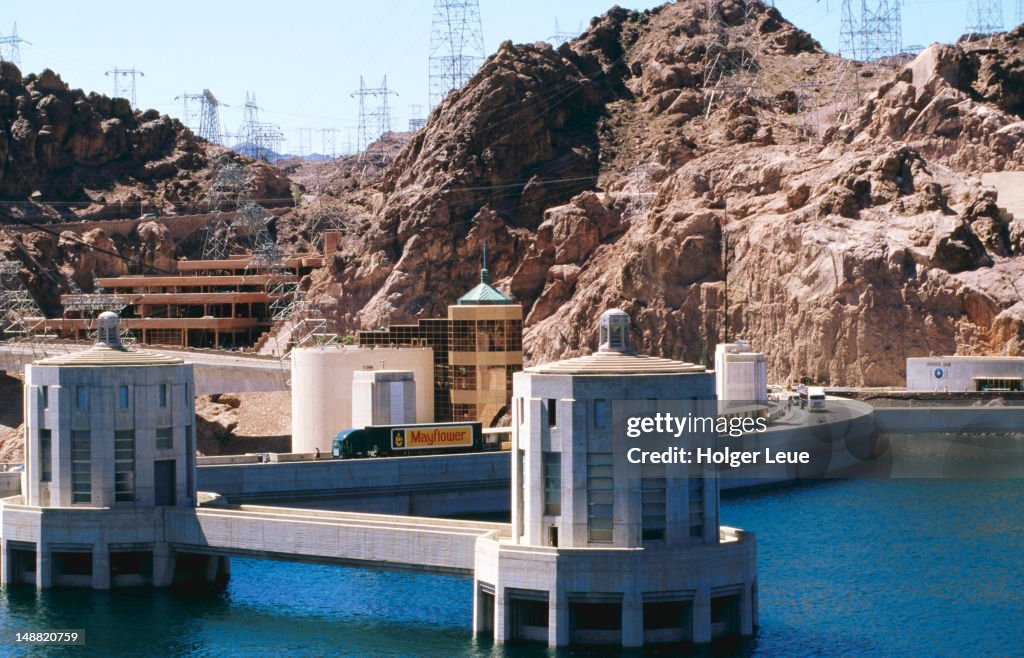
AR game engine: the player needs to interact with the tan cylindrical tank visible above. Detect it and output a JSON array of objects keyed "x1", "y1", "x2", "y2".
[{"x1": 290, "y1": 346, "x2": 434, "y2": 454}]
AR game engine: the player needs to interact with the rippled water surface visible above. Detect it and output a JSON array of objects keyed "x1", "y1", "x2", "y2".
[{"x1": 1, "y1": 434, "x2": 1022, "y2": 657}]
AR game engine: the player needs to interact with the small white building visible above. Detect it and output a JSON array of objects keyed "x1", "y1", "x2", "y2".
[
  {"x1": 473, "y1": 310, "x2": 757, "y2": 648},
  {"x1": 906, "y1": 356, "x2": 1024, "y2": 392},
  {"x1": 715, "y1": 340, "x2": 767, "y2": 402},
  {"x1": 290, "y1": 346, "x2": 435, "y2": 453},
  {"x1": 351, "y1": 370, "x2": 417, "y2": 428}
]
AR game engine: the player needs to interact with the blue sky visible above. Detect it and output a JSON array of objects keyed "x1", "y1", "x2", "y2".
[{"x1": 4, "y1": 1, "x2": 1019, "y2": 155}]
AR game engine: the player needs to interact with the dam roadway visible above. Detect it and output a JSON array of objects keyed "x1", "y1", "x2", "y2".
[
  {"x1": 0, "y1": 342, "x2": 289, "y2": 393},
  {"x1": 169, "y1": 505, "x2": 507, "y2": 576}
]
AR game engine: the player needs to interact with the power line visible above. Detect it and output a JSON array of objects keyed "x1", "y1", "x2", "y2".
[
  {"x1": 429, "y1": 0, "x2": 485, "y2": 108},
  {"x1": 105, "y1": 67, "x2": 144, "y2": 108}
]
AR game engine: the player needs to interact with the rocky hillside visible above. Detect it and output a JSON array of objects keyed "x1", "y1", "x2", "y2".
[
  {"x1": 0, "y1": 62, "x2": 294, "y2": 309},
  {"x1": 294, "y1": 0, "x2": 1024, "y2": 386}
]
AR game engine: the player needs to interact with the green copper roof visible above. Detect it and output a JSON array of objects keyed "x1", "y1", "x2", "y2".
[
  {"x1": 458, "y1": 281, "x2": 514, "y2": 305},
  {"x1": 458, "y1": 242, "x2": 515, "y2": 305}
]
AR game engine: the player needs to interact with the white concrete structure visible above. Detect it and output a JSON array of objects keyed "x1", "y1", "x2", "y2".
[
  {"x1": 2, "y1": 312, "x2": 226, "y2": 589},
  {"x1": 290, "y1": 346, "x2": 434, "y2": 454},
  {"x1": 906, "y1": 356, "x2": 1024, "y2": 392},
  {"x1": 715, "y1": 340, "x2": 767, "y2": 402},
  {"x1": 473, "y1": 310, "x2": 757, "y2": 648},
  {"x1": 351, "y1": 370, "x2": 417, "y2": 428}
]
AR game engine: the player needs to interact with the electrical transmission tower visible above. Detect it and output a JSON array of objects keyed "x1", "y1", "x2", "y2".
[
  {"x1": 966, "y1": 0, "x2": 1004, "y2": 38},
  {"x1": 175, "y1": 89, "x2": 222, "y2": 144},
  {"x1": 318, "y1": 128, "x2": 338, "y2": 159},
  {"x1": 0, "y1": 23, "x2": 29, "y2": 67},
  {"x1": 408, "y1": 104, "x2": 427, "y2": 131},
  {"x1": 105, "y1": 67, "x2": 145, "y2": 108},
  {"x1": 548, "y1": 19, "x2": 578, "y2": 46},
  {"x1": 839, "y1": 1, "x2": 902, "y2": 62},
  {"x1": 1017, "y1": 0, "x2": 1024, "y2": 25},
  {"x1": 352, "y1": 76, "x2": 398, "y2": 163},
  {"x1": 201, "y1": 160, "x2": 255, "y2": 261},
  {"x1": 702, "y1": 0, "x2": 764, "y2": 115},
  {"x1": 237, "y1": 93, "x2": 284, "y2": 163},
  {"x1": 307, "y1": 200, "x2": 352, "y2": 252},
  {"x1": 429, "y1": 0, "x2": 485, "y2": 108},
  {"x1": 834, "y1": 1, "x2": 902, "y2": 123},
  {"x1": 0, "y1": 257, "x2": 47, "y2": 347}
]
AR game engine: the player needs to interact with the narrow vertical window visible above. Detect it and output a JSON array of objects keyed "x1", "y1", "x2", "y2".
[
  {"x1": 546, "y1": 399, "x2": 557, "y2": 427},
  {"x1": 114, "y1": 429, "x2": 135, "y2": 502},
  {"x1": 594, "y1": 399, "x2": 608, "y2": 429},
  {"x1": 641, "y1": 477, "x2": 667, "y2": 542},
  {"x1": 71, "y1": 430, "x2": 91, "y2": 504},
  {"x1": 40, "y1": 429, "x2": 51, "y2": 482},
  {"x1": 587, "y1": 452, "x2": 614, "y2": 542},
  {"x1": 41, "y1": 386, "x2": 48, "y2": 409},
  {"x1": 689, "y1": 477, "x2": 705, "y2": 540},
  {"x1": 76, "y1": 386, "x2": 89, "y2": 411},
  {"x1": 118, "y1": 385, "x2": 129, "y2": 410},
  {"x1": 159, "y1": 383, "x2": 168, "y2": 408},
  {"x1": 543, "y1": 452, "x2": 561, "y2": 515},
  {"x1": 185, "y1": 424, "x2": 194, "y2": 498}
]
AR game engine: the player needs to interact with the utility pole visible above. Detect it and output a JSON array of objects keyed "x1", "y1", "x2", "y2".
[
  {"x1": 429, "y1": 0, "x2": 485, "y2": 108},
  {"x1": 105, "y1": 67, "x2": 144, "y2": 108}
]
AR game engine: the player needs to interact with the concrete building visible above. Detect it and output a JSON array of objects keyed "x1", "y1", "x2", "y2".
[
  {"x1": 351, "y1": 370, "x2": 417, "y2": 428},
  {"x1": 906, "y1": 356, "x2": 1024, "y2": 392},
  {"x1": 473, "y1": 310, "x2": 758, "y2": 648},
  {"x1": 43, "y1": 254, "x2": 323, "y2": 350},
  {"x1": 3, "y1": 312, "x2": 225, "y2": 588},
  {"x1": 289, "y1": 346, "x2": 434, "y2": 454},
  {"x1": 715, "y1": 340, "x2": 767, "y2": 402},
  {"x1": 357, "y1": 249, "x2": 523, "y2": 425}
]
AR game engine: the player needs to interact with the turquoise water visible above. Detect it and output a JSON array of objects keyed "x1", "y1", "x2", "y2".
[{"x1": 2, "y1": 436, "x2": 1023, "y2": 657}]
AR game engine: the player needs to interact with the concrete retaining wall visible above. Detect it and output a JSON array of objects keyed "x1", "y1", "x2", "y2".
[
  {"x1": 874, "y1": 407, "x2": 1024, "y2": 433},
  {"x1": 196, "y1": 451, "x2": 511, "y2": 517}
]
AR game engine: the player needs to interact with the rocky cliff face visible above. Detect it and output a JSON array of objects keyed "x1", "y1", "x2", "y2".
[
  {"x1": 267, "y1": 3, "x2": 1024, "y2": 385},
  {"x1": 0, "y1": 63, "x2": 295, "y2": 308}
]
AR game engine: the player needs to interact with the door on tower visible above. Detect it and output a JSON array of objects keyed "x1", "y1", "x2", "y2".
[{"x1": 154, "y1": 459, "x2": 176, "y2": 506}]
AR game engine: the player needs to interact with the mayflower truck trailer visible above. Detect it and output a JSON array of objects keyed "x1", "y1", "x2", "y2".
[{"x1": 332, "y1": 421, "x2": 486, "y2": 458}]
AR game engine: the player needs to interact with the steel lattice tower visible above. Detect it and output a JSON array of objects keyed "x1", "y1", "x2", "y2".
[
  {"x1": 839, "y1": 1, "x2": 902, "y2": 61},
  {"x1": 352, "y1": 76, "x2": 398, "y2": 160},
  {"x1": 702, "y1": 0, "x2": 764, "y2": 115},
  {"x1": 429, "y1": 0, "x2": 485, "y2": 108},
  {"x1": 966, "y1": 0, "x2": 1004, "y2": 37},
  {"x1": 0, "y1": 23, "x2": 28, "y2": 67},
  {"x1": 197, "y1": 89, "x2": 222, "y2": 144},
  {"x1": 237, "y1": 93, "x2": 284, "y2": 162},
  {"x1": 105, "y1": 67, "x2": 144, "y2": 108},
  {"x1": 1017, "y1": 0, "x2": 1024, "y2": 25}
]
